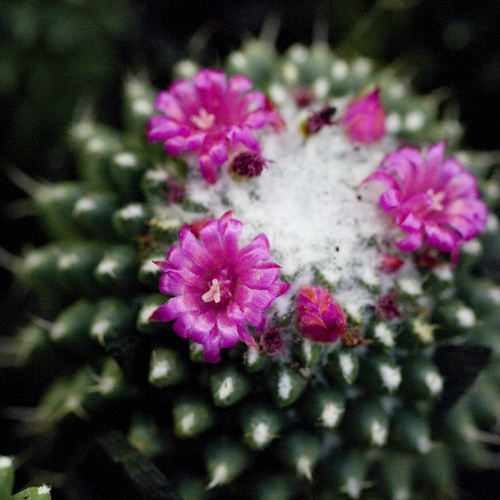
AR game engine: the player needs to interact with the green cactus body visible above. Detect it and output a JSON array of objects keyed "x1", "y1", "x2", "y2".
[{"x1": 3, "y1": 40, "x2": 500, "y2": 499}]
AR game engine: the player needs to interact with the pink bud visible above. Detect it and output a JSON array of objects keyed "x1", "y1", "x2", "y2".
[
  {"x1": 296, "y1": 285, "x2": 347, "y2": 343},
  {"x1": 342, "y1": 88, "x2": 385, "y2": 144}
]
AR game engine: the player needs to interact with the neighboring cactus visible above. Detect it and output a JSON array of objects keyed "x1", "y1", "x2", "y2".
[
  {"x1": 2, "y1": 40, "x2": 500, "y2": 499},
  {"x1": 0, "y1": 455, "x2": 51, "y2": 500}
]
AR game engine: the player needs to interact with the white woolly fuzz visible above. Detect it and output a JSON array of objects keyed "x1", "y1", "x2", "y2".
[
  {"x1": 412, "y1": 318, "x2": 436, "y2": 344},
  {"x1": 207, "y1": 463, "x2": 229, "y2": 489},
  {"x1": 320, "y1": 401, "x2": 344, "y2": 428},
  {"x1": 373, "y1": 323, "x2": 395, "y2": 348},
  {"x1": 120, "y1": 203, "x2": 146, "y2": 220},
  {"x1": 0, "y1": 456, "x2": 12, "y2": 468},
  {"x1": 456, "y1": 306, "x2": 476, "y2": 327},
  {"x1": 183, "y1": 98, "x2": 418, "y2": 320},
  {"x1": 341, "y1": 477, "x2": 363, "y2": 499},
  {"x1": 278, "y1": 371, "x2": 293, "y2": 400},
  {"x1": 252, "y1": 422, "x2": 271, "y2": 446},
  {"x1": 73, "y1": 197, "x2": 97, "y2": 215},
  {"x1": 379, "y1": 364, "x2": 402, "y2": 392},
  {"x1": 244, "y1": 346, "x2": 260, "y2": 366},
  {"x1": 114, "y1": 152, "x2": 138, "y2": 167},
  {"x1": 370, "y1": 420, "x2": 388, "y2": 446},
  {"x1": 180, "y1": 413, "x2": 195, "y2": 434},
  {"x1": 38, "y1": 485, "x2": 52, "y2": 495},
  {"x1": 339, "y1": 353, "x2": 355, "y2": 380},
  {"x1": 425, "y1": 372, "x2": 444, "y2": 396},
  {"x1": 216, "y1": 377, "x2": 234, "y2": 401},
  {"x1": 150, "y1": 356, "x2": 170, "y2": 380},
  {"x1": 297, "y1": 456, "x2": 313, "y2": 481}
]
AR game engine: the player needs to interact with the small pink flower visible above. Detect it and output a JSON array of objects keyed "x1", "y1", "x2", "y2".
[
  {"x1": 363, "y1": 141, "x2": 488, "y2": 264},
  {"x1": 150, "y1": 211, "x2": 290, "y2": 363},
  {"x1": 342, "y1": 87, "x2": 385, "y2": 144},
  {"x1": 146, "y1": 69, "x2": 284, "y2": 184},
  {"x1": 296, "y1": 285, "x2": 347, "y2": 343}
]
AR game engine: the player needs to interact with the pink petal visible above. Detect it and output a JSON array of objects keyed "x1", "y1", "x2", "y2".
[
  {"x1": 199, "y1": 151, "x2": 218, "y2": 184},
  {"x1": 237, "y1": 324, "x2": 258, "y2": 348},
  {"x1": 395, "y1": 230, "x2": 423, "y2": 252},
  {"x1": 154, "y1": 91, "x2": 186, "y2": 121},
  {"x1": 217, "y1": 312, "x2": 240, "y2": 347}
]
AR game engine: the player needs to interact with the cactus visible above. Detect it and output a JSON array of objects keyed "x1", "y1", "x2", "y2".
[{"x1": 2, "y1": 39, "x2": 500, "y2": 499}]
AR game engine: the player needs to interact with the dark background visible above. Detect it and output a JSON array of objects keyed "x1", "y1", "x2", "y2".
[{"x1": 1, "y1": 1, "x2": 499, "y2": 497}]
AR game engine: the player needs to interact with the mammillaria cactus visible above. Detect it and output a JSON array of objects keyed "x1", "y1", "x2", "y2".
[{"x1": 2, "y1": 38, "x2": 500, "y2": 499}]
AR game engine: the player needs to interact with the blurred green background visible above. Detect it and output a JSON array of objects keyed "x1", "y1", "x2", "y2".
[{"x1": 1, "y1": 0, "x2": 499, "y2": 495}]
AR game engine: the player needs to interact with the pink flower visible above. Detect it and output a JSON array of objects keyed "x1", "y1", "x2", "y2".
[
  {"x1": 363, "y1": 141, "x2": 488, "y2": 264},
  {"x1": 342, "y1": 88, "x2": 385, "y2": 144},
  {"x1": 296, "y1": 285, "x2": 347, "y2": 343},
  {"x1": 146, "y1": 69, "x2": 284, "y2": 184},
  {"x1": 150, "y1": 211, "x2": 290, "y2": 363}
]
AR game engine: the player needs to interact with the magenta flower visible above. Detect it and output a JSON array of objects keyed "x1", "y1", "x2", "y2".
[
  {"x1": 363, "y1": 141, "x2": 488, "y2": 263},
  {"x1": 342, "y1": 88, "x2": 385, "y2": 144},
  {"x1": 149, "y1": 211, "x2": 290, "y2": 363},
  {"x1": 146, "y1": 69, "x2": 284, "y2": 184},
  {"x1": 296, "y1": 285, "x2": 347, "y2": 343}
]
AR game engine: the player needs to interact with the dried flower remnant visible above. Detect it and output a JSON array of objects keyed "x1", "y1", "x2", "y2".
[
  {"x1": 304, "y1": 105, "x2": 337, "y2": 134},
  {"x1": 290, "y1": 87, "x2": 316, "y2": 108},
  {"x1": 255, "y1": 323, "x2": 288, "y2": 356},
  {"x1": 231, "y1": 152, "x2": 270, "y2": 178},
  {"x1": 375, "y1": 290, "x2": 402, "y2": 320},
  {"x1": 363, "y1": 141, "x2": 488, "y2": 264},
  {"x1": 146, "y1": 69, "x2": 284, "y2": 184},
  {"x1": 150, "y1": 211, "x2": 290, "y2": 363},
  {"x1": 296, "y1": 285, "x2": 347, "y2": 343},
  {"x1": 165, "y1": 177, "x2": 185, "y2": 206},
  {"x1": 342, "y1": 88, "x2": 385, "y2": 144}
]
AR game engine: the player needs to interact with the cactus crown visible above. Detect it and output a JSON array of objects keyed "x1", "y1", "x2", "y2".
[{"x1": 3, "y1": 39, "x2": 500, "y2": 500}]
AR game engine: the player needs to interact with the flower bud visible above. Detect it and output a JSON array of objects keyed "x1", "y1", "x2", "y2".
[
  {"x1": 342, "y1": 87, "x2": 385, "y2": 144},
  {"x1": 296, "y1": 285, "x2": 347, "y2": 342}
]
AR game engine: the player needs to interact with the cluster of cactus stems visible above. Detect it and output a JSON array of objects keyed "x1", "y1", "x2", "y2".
[{"x1": 2, "y1": 39, "x2": 500, "y2": 500}]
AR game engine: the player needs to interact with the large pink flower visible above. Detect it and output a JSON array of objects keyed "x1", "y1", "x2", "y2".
[
  {"x1": 363, "y1": 141, "x2": 488, "y2": 263},
  {"x1": 146, "y1": 69, "x2": 284, "y2": 184},
  {"x1": 150, "y1": 212, "x2": 290, "y2": 363}
]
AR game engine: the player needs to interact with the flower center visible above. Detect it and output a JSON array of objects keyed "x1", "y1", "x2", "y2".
[
  {"x1": 202, "y1": 267, "x2": 234, "y2": 305},
  {"x1": 191, "y1": 108, "x2": 216, "y2": 130},
  {"x1": 202, "y1": 278, "x2": 221, "y2": 303},
  {"x1": 427, "y1": 188, "x2": 446, "y2": 211}
]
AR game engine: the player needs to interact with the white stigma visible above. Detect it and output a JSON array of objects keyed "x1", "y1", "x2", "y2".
[
  {"x1": 426, "y1": 188, "x2": 446, "y2": 211},
  {"x1": 202, "y1": 278, "x2": 221, "y2": 303},
  {"x1": 191, "y1": 108, "x2": 215, "y2": 129}
]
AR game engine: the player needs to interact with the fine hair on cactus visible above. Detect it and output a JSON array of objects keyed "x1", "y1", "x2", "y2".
[{"x1": 2, "y1": 11, "x2": 500, "y2": 500}]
